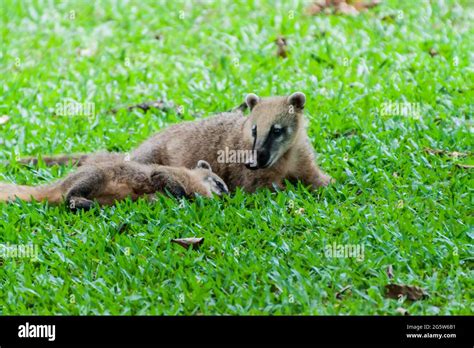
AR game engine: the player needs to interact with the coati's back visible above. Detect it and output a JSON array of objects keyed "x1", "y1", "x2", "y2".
[
  {"x1": 131, "y1": 112, "x2": 249, "y2": 187},
  {"x1": 130, "y1": 93, "x2": 308, "y2": 192}
]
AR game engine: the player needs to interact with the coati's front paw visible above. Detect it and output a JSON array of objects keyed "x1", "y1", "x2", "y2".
[
  {"x1": 150, "y1": 171, "x2": 187, "y2": 199},
  {"x1": 316, "y1": 174, "x2": 335, "y2": 187},
  {"x1": 67, "y1": 197, "x2": 95, "y2": 212}
]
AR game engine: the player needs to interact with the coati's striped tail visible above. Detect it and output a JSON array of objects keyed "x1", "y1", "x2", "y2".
[
  {"x1": 0, "y1": 183, "x2": 63, "y2": 204},
  {"x1": 17, "y1": 154, "x2": 88, "y2": 166},
  {"x1": 17, "y1": 152, "x2": 125, "y2": 167}
]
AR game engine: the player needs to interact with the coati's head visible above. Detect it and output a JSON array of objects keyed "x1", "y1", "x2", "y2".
[
  {"x1": 192, "y1": 160, "x2": 229, "y2": 197},
  {"x1": 244, "y1": 92, "x2": 306, "y2": 170}
]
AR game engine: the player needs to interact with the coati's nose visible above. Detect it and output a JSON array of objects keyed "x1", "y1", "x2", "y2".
[
  {"x1": 245, "y1": 149, "x2": 270, "y2": 170},
  {"x1": 257, "y1": 150, "x2": 271, "y2": 168},
  {"x1": 245, "y1": 161, "x2": 258, "y2": 170}
]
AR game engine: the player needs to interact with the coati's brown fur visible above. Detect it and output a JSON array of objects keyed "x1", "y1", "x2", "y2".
[
  {"x1": 0, "y1": 160, "x2": 228, "y2": 211},
  {"x1": 18, "y1": 92, "x2": 332, "y2": 192}
]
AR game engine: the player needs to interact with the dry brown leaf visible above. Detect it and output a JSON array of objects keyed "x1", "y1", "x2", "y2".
[
  {"x1": 386, "y1": 265, "x2": 394, "y2": 279},
  {"x1": 429, "y1": 48, "x2": 439, "y2": 57},
  {"x1": 456, "y1": 163, "x2": 474, "y2": 169},
  {"x1": 0, "y1": 115, "x2": 10, "y2": 125},
  {"x1": 275, "y1": 36, "x2": 288, "y2": 58},
  {"x1": 396, "y1": 307, "x2": 410, "y2": 316},
  {"x1": 446, "y1": 151, "x2": 466, "y2": 158},
  {"x1": 111, "y1": 100, "x2": 175, "y2": 114},
  {"x1": 335, "y1": 285, "x2": 352, "y2": 299},
  {"x1": 331, "y1": 129, "x2": 358, "y2": 139},
  {"x1": 295, "y1": 207, "x2": 305, "y2": 215},
  {"x1": 385, "y1": 284, "x2": 428, "y2": 301},
  {"x1": 424, "y1": 147, "x2": 469, "y2": 158},
  {"x1": 126, "y1": 100, "x2": 169, "y2": 112},
  {"x1": 171, "y1": 237, "x2": 204, "y2": 250}
]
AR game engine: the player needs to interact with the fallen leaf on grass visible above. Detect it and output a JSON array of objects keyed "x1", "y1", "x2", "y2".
[
  {"x1": 456, "y1": 163, "x2": 474, "y2": 169},
  {"x1": 336, "y1": 285, "x2": 352, "y2": 299},
  {"x1": 171, "y1": 237, "x2": 204, "y2": 250},
  {"x1": 295, "y1": 207, "x2": 305, "y2": 215},
  {"x1": 331, "y1": 129, "x2": 358, "y2": 139},
  {"x1": 429, "y1": 48, "x2": 439, "y2": 57},
  {"x1": 111, "y1": 100, "x2": 175, "y2": 114},
  {"x1": 424, "y1": 148, "x2": 469, "y2": 158},
  {"x1": 396, "y1": 307, "x2": 410, "y2": 316},
  {"x1": 275, "y1": 36, "x2": 288, "y2": 58},
  {"x1": 0, "y1": 115, "x2": 10, "y2": 125},
  {"x1": 385, "y1": 284, "x2": 428, "y2": 301}
]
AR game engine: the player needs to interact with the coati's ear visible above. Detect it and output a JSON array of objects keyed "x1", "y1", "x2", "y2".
[
  {"x1": 245, "y1": 93, "x2": 260, "y2": 111},
  {"x1": 196, "y1": 160, "x2": 212, "y2": 171},
  {"x1": 288, "y1": 92, "x2": 306, "y2": 110}
]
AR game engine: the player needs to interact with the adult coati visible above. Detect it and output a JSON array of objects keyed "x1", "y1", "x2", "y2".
[
  {"x1": 18, "y1": 92, "x2": 332, "y2": 192},
  {"x1": 0, "y1": 160, "x2": 228, "y2": 211}
]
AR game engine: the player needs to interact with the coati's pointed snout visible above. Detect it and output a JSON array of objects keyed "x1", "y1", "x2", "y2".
[
  {"x1": 257, "y1": 149, "x2": 271, "y2": 168},
  {"x1": 245, "y1": 149, "x2": 271, "y2": 170},
  {"x1": 211, "y1": 178, "x2": 229, "y2": 196},
  {"x1": 216, "y1": 185, "x2": 229, "y2": 195}
]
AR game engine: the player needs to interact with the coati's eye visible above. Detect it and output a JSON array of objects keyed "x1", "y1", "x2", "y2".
[
  {"x1": 272, "y1": 126, "x2": 283, "y2": 136},
  {"x1": 214, "y1": 180, "x2": 228, "y2": 194},
  {"x1": 251, "y1": 125, "x2": 257, "y2": 137},
  {"x1": 216, "y1": 181, "x2": 225, "y2": 190}
]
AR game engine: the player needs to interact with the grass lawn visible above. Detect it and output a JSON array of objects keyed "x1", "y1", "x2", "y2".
[{"x1": 0, "y1": 0, "x2": 472, "y2": 315}]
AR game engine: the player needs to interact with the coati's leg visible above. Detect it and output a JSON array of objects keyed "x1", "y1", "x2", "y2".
[
  {"x1": 291, "y1": 152, "x2": 333, "y2": 188},
  {"x1": 64, "y1": 170, "x2": 107, "y2": 211},
  {"x1": 150, "y1": 170, "x2": 187, "y2": 199}
]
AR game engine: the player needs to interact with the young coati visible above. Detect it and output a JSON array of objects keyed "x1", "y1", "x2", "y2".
[
  {"x1": 18, "y1": 92, "x2": 332, "y2": 192},
  {"x1": 0, "y1": 160, "x2": 228, "y2": 211}
]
